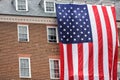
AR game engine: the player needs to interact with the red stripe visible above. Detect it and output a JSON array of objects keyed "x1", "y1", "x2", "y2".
[
  {"x1": 92, "y1": 6, "x2": 104, "y2": 80},
  {"x1": 88, "y1": 43, "x2": 94, "y2": 80},
  {"x1": 78, "y1": 44, "x2": 83, "y2": 80},
  {"x1": 102, "y1": 6, "x2": 113, "y2": 80},
  {"x1": 59, "y1": 43, "x2": 64, "y2": 80},
  {"x1": 67, "y1": 44, "x2": 74, "y2": 80},
  {"x1": 111, "y1": 7, "x2": 118, "y2": 80}
]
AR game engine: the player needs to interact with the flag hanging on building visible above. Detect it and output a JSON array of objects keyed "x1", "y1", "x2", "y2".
[{"x1": 56, "y1": 4, "x2": 118, "y2": 80}]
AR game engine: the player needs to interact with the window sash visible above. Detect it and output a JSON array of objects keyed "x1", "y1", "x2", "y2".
[
  {"x1": 44, "y1": 1, "x2": 55, "y2": 13},
  {"x1": 18, "y1": 25, "x2": 29, "y2": 42},
  {"x1": 47, "y1": 27, "x2": 58, "y2": 43},
  {"x1": 19, "y1": 58, "x2": 31, "y2": 78},
  {"x1": 49, "y1": 59, "x2": 60, "y2": 79},
  {"x1": 16, "y1": 0, "x2": 28, "y2": 11}
]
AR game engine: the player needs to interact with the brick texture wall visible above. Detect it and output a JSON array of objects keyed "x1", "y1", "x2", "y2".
[{"x1": 0, "y1": 22, "x2": 60, "y2": 80}]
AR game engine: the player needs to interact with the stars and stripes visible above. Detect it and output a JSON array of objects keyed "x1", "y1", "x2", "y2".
[{"x1": 56, "y1": 4, "x2": 118, "y2": 80}]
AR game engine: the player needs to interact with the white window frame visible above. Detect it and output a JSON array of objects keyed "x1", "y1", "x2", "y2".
[
  {"x1": 19, "y1": 57, "x2": 31, "y2": 78},
  {"x1": 47, "y1": 26, "x2": 58, "y2": 43},
  {"x1": 118, "y1": 28, "x2": 120, "y2": 47},
  {"x1": 44, "y1": 0, "x2": 55, "y2": 13},
  {"x1": 16, "y1": 0, "x2": 28, "y2": 11},
  {"x1": 17, "y1": 24, "x2": 29, "y2": 42},
  {"x1": 49, "y1": 59, "x2": 60, "y2": 79}
]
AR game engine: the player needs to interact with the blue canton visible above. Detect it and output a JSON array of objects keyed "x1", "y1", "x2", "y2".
[{"x1": 56, "y1": 4, "x2": 93, "y2": 44}]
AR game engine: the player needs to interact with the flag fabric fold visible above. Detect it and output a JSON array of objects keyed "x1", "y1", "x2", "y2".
[{"x1": 56, "y1": 4, "x2": 118, "y2": 80}]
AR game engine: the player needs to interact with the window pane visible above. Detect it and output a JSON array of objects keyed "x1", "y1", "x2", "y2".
[
  {"x1": 20, "y1": 59, "x2": 29, "y2": 68},
  {"x1": 18, "y1": 26, "x2": 28, "y2": 42},
  {"x1": 17, "y1": 0, "x2": 26, "y2": 10},
  {"x1": 46, "y1": 2, "x2": 54, "y2": 12},
  {"x1": 21, "y1": 68, "x2": 29, "y2": 77},
  {"x1": 48, "y1": 28, "x2": 57, "y2": 42},
  {"x1": 50, "y1": 60, "x2": 60, "y2": 79}
]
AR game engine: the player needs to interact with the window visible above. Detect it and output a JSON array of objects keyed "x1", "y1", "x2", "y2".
[
  {"x1": 49, "y1": 59, "x2": 60, "y2": 79},
  {"x1": 47, "y1": 27, "x2": 58, "y2": 43},
  {"x1": 44, "y1": 0, "x2": 55, "y2": 13},
  {"x1": 118, "y1": 28, "x2": 120, "y2": 46},
  {"x1": 19, "y1": 57, "x2": 31, "y2": 78},
  {"x1": 16, "y1": 0, "x2": 28, "y2": 11},
  {"x1": 17, "y1": 25, "x2": 29, "y2": 42}
]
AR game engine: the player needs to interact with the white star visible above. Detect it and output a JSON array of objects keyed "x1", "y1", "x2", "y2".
[
  {"x1": 70, "y1": 35, "x2": 73, "y2": 38},
  {"x1": 87, "y1": 25, "x2": 89, "y2": 27},
  {"x1": 63, "y1": 29, "x2": 66, "y2": 31},
  {"x1": 60, "y1": 32, "x2": 62, "y2": 34},
  {"x1": 79, "y1": 19, "x2": 82, "y2": 21},
  {"x1": 62, "y1": 10, "x2": 64, "y2": 12},
  {"x1": 72, "y1": 25, "x2": 75, "y2": 28},
  {"x1": 83, "y1": 7, "x2": 86, "y2": 10},
  {"x1": 81, "y1": 31, "x2": 83, "y2": 34},
  {"x1": 84, "y1": 34, "x2": 87, "y2": 37},
  {"x1": 70, "y1": 7, "x2": 73, "y2": 9},
  {"x1": 80, "y1": 25, "x2": 83, "y2": 27},
  {"x1": 83, "y1": 22, "x2": 86, "y2": 24},
  {"x1": 64, "y1": 7, "x2": 67, "y2": 9},
  {"x1": 68, "y1": 10, "x2": 70, "y2": 13},
  {"x1": 69, "y1": 16, "x2": 71, "y2": 19},
  {"x1": 74, "y1": 10, "x2": 77, "y2": 13},
  {"x1": 61, "y1": 38, "x2": 63, "y2": 41},
  {"x1": 88, "y1": 38, "x2": 91, "y2": 40},
  {"x1": 74, "y1": 38, "x2": 76, "y2": 41},
  {"x1": 86, "y1": 19, "x2": 88, "y2": 21},
  {"x1": 82, "y1": 16, "x2": 85, "y2": 18},
  {"x1": 73, "y1": 32, "x2": 76, "y2": 35},
  {"x1": 69, "y1": 22, "x2": 72, "y2": 25},
  {"x1": 58, "y1": 6, "x2": 61, "y2": 9},
  {"x1": 72, "y1": 19, "x2": 74, "y2": 22},
  {"x1": 78, "y1": 13, "x2": 81, "y2": 16},
  {"x1": 63, "y1": 22, "x2": 66, "y2": 24},
  {"x1": 59, "y1": 19, "x2": 62, "y2": 21},
  {"x1": 67, "y1": 32, "x2": 69, "y2": 34},
  {"x1": 65, "y1": 13, "x2": 68, "y2": 15},
  {"x1": 85, "y1": 13, "x2": 87, "y2": 15},
  {"x1": 63, "y1": 35, "x2": 66, "y2": 38},
  {"x1": 84, "y1": 28, "x2": 87, "y2": 30},
  {"x1": 76, "y1": 22, "x2": 78, "y2": 24},
  {"x1": 71, "y1": 13, "x2": 74, "y2": 15},
  {"x1": 66, "y1": 39, "x2": 69, "y2": 41},
  {"x1": 76, "y1": 28, "x2": 79, "y2": 31},
  {"x1": 77, "y1": 8, "x2": 80, "y2": 10},
  {"x1": 81, "y1": 10, "x2": 83, "y2": 13},
  {"x1": 59, "y1": 12, "x2": 62, "y2": 15},
  {"x1": 75, "y1": 16, "x2": 78, "y2": 18},
  {"x1": 70, "y1": 29, "x2": 72, "y2": 31},
  {"x1": 81, "y1": 38, "x2": 84, "y2": 40},
  {"x1": 88, "y1": 31, "x2": 90, "y2": 34},
  {"x1": 60, "y1": 25, "x2": 62, "y2": 28},
  {"x1": 63, "y1": 16, "x2": 65, "y2": 18},
  {"x1": 77, "y1": 35, "x2": 80, "y2": 37},
  {"x1": 67, "y1": 26, "x2": 69, "y2": 28},
  {"x1": 66, "y1": 19, "x2": 69, "y2": 22}
]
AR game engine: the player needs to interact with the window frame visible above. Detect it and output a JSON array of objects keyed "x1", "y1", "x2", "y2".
[
  {"x1": 47, "y1": 26, "x2": 58, "y2": 43},
  {"x1": 49, "y1": 59, "x2": 60, "y2": 79},
  {"x1": 17, "y1": 24, "x2": 29, "y2": 42},
  {"x1": 16, "y1": 0, "x2": 28, "y2": 11},
  {"x1": 19, "y1": 57, "x2": 31, "y2": 78},
  {"x1": 44, "y1": 0, "x2": 55, "y2": 13},
  {"x1": 118, "y1": 28, "x2": 120, "y2": 47}
]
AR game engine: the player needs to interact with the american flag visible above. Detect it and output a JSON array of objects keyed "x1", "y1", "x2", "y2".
[{"x1": 56, "y1": 4, "x2": 118, "y2": 80}]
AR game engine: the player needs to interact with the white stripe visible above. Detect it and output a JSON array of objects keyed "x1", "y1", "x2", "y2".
[
  {"x1": 106, "y1": 6, "x2": 116, "y2": 79},
  {"x1": 97, "y1": 5, "x2": 109, "y2": 80},
  {"x1": 72, "y1": 44, "x2": 79, "y2": 80},
  {"x1": 87, "y1": 5, "x2": 99, "y2": 80},
  {"x1": 63, "y1": 44, "x2": 69, "y2": 80},
  {"x1": 83, "y1": 43, "x2": 89, "y2": 80}
]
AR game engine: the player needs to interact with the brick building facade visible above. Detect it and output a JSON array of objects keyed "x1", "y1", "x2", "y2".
[{"x1": 0, "y1": 0, "x2": 120, "y2": 80}]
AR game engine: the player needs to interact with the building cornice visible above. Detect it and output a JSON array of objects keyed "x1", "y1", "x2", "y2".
[{"x1": 0, "y1": 15, "x2": 57, "y2": 24}]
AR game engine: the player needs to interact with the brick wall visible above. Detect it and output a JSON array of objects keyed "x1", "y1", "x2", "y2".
[{"x1": 0, "y1": 22, "x2": 60, "y2": 80}]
